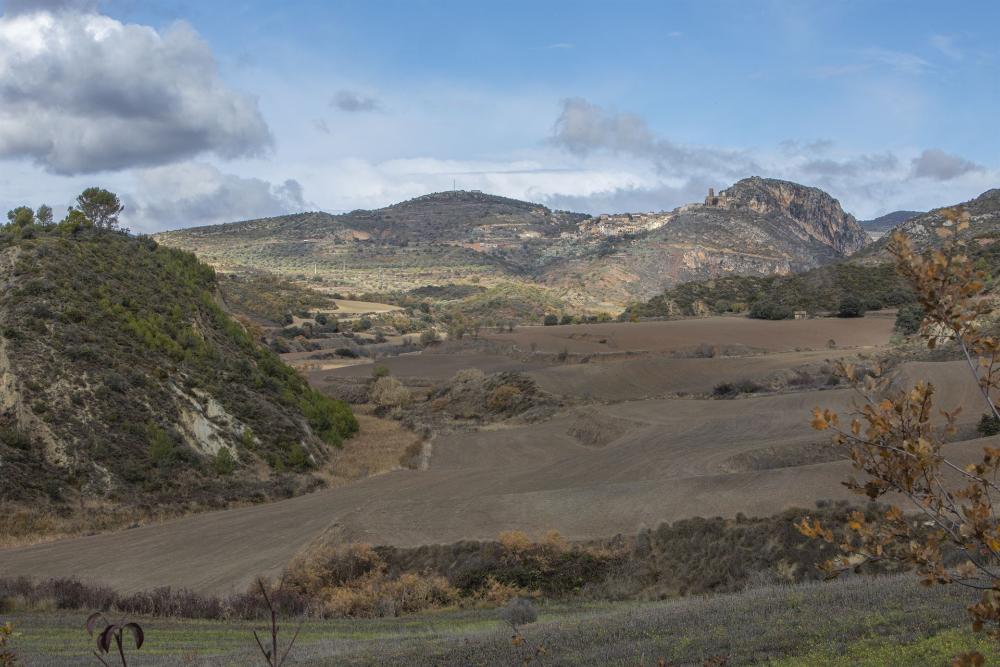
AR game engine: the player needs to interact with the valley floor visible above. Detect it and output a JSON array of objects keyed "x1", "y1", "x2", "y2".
[{"x1": 0, "y1": 314, "x2": 986, "y2": 597}]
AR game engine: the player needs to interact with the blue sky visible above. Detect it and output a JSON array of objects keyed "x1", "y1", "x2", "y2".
[{"x1": 0, "y1": 0, "x2": 997, "y2": 230}]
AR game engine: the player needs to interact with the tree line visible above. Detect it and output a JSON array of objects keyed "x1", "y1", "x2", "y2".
[{"x1": 5, "y1": 187, "x2": 125, "y2": 236}]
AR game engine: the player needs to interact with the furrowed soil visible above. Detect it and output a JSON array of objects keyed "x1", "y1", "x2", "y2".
[{"x1": 0, "y1": 313, "x2": 983, "y2": 597}]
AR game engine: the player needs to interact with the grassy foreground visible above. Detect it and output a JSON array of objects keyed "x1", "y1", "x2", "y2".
[{"x1": 4, "y1": 574, "x2": 996, "y2": 666}]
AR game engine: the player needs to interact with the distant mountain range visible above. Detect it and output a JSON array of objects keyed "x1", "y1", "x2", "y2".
[
  {"x1": 858, "y1": 211, "x2": 924, "y2": 240},
  {"x1": 155, "y1": 177, "x2": 868, "y2": 310}
]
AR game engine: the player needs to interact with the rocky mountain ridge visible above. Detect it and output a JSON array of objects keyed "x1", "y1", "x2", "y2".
[
  {"x1": 855, "y1": 188, "x2": 1000, "y2": 263},
  {"x1": 155, "y1": 177, "x2": 870, "y2": 310},
  {"x1": 711, "y1": 177, "x2": 868, "y2": 255},
  {"x1": 538, "y1": 177, "x2": 868, "y2": 304}
]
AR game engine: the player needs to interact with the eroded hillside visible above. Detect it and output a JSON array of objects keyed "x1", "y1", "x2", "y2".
[
  {"x1": 541, "y1": 177, "x2": 869, "y2": 304},
  {"x1": 629, "y1": 185, "x2": 1000, "y2": 319},
  {"x1": 0, "y1": 230, "x2": 357, "y2": 528}
]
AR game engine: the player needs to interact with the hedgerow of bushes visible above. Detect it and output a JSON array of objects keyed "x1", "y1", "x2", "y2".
[
  {"x1": 2, "y1": 502, "x2": 914, "y2": 627},
  {"x1": 624, "y1": 262, "x2": 914, "y2": 319}
]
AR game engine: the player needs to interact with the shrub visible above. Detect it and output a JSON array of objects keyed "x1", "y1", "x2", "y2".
[
  {"x1": 452, "y1": 368, "x2": 485, "y2": 384},
  {"x1": 335, "y1": 347, "x2": 359, "y2": 358},
  {"x1": 147, "y1": 424, "x2": 176, "y2": 466},
  {"x1": 978, "y1": 413, "x2": 1000, "y2": 437},
  {"x1": 0, "y1": 427, "x2": 31, "y2": 451},
  {"x1": 713, "y1": 380, "x2": 761, "y2": 397},
  {"x1": 372, "y1": 365, "x2": 390, "y2": 378},
  {"x1": 287, "y1": 443, "x2": 311, "y2": 469},
  {"x1": 299, "y1": 390, "x2": 358, "y2": 446},
  {"x1": 559, "y1": 314, "x2": 573, "y2": 325},
  {"x1": 836, "y1": 295, "x2": 865, "y2": 318},
  {"x1": 0, "y1": 621, "x2": 16, "y2": 666},
  {"x1": 863, "y1": 297, "x2": 884, "y2": 311},
  {"x1": 213, "y1": 448, "x2": 236, "y2": 476},
  {"x1": 693, "y1": 343, "x2": 716, "y2": 358},
  {"x1": 419, "y1": 329, "x2": 440, "y2": 345},
  {"x1": 500, "y1": 597, "x2": 538, "y2": 627},
  {"x1": 543, "y1": 314, "x2": 559, "y2": 326},
  {"x1": 486, "y1": 384, "x2": 523, "y2": 413},
  {"x1": 894, "y1": 303, "x2": 924, "y2": 335},
  {"x1": 713, "y1": 382, "x2": 736, "y2": 397},
  {"x1": 748, "y1": 301, "x2": 792, "y2": 320},
  {"x1": 284, "y1": 545, "x2": 459, "y2": 618},
  {"x1": 736, "y1": 379, "x2": 763, "y2": 394},
  {"x1": 370, "y1": 377, "x2": 411, "y2": 410}
]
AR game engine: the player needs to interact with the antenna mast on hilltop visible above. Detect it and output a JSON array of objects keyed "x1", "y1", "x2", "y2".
[{"x1": 453, "y1": 179, "x2": 456, "y2": 191}]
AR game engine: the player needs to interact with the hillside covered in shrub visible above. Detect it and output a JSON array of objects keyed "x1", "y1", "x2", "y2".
[
  {"x1": 623, "y1": 262, "x2": 913, "y2": 319},
  {"x1": 0, "y1": 221, "x2": 357, "y2": 532}
]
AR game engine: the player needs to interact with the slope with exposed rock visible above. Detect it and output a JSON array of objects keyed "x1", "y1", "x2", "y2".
[
  {"x1": 541, "y1": 177, "x2": 868, "y2": 304},
  {"x1": 0, "y1": 229, "x2": 357, "y2": 529},
  {"x1": 856, "y1": 188, "x2": 1000, "y2": 263},
  {"x1": 629, "y1": 186, "x2": 1000, "y2": 318}
]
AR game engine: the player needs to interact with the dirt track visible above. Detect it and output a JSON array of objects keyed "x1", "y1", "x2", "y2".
[{"x1": 0, "y1": 317, "x2": 984, "y2": 595}]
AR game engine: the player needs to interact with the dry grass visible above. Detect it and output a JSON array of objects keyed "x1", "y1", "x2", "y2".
[
  {"x1": 317, "y1": 414, "x2": 423, "y2": 485},
  {"x1": 0, "y1": 503, "x2": 192, "y2": 550}
]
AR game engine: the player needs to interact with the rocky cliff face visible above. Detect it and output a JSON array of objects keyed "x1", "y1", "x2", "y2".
[
  {"x1": 541, "y1": 177, "x2": 871, "y2": 304},
  {"x1": 715, "y1": 177, "x2": 868, "y2": 256}
]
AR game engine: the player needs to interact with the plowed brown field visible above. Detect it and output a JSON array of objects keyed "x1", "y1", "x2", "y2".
[{"x1": 4, "y1": 314, "x2": 983, "y2": 595}]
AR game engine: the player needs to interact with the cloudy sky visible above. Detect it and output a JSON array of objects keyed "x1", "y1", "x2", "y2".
[{"x1": 0, "y1": 0, "x2": 997, "y2": 232}]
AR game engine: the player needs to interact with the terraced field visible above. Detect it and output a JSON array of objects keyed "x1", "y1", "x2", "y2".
[{"x1": 0, "y1": 315, "x2": 981, "y2": 599}]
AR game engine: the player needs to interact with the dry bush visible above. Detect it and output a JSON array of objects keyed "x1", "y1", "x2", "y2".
[
  {"x1": 487, "y1": 384, "x2": 523, "y2": 412},
  {"x1": 452, "y1": 368, "x2": 485, "y2": 384},
  {"x1": 284, "y1": 544, "x2": 459, "y2": 618},
  {"x1": 314, "y1": 572, "x2": 457, "y2": 618},
  {"x1": 0, "y1": 622, "x2": 16, "y2": 667},
  {"x1": 498, "y1": 530, "x2": 533, "y2": 553},
  {"x1": 369, "y1": 377, "x2": 411, "y2": 410},
  {"x1": 543, "y1": 529, "x2": 568, "y2": 551},
  {"x1": 287, "y1": 544, "x2": 383, "y2": 591},
  {"x1": 469, "y1": 576, "x2": 531, "y2": 606}
]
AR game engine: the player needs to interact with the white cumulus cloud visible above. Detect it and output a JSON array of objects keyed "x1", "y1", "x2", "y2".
[
  {"x1": 126, "y1": 162, "x2": 308, "y2": 232},
  {"x1": 0, "y1": 5, "x2": 272, "y2": 174}
]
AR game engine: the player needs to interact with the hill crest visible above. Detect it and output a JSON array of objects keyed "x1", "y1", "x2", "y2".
[{"x1": 156, "y1": 179, "x2": 870, "y2": 308}]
